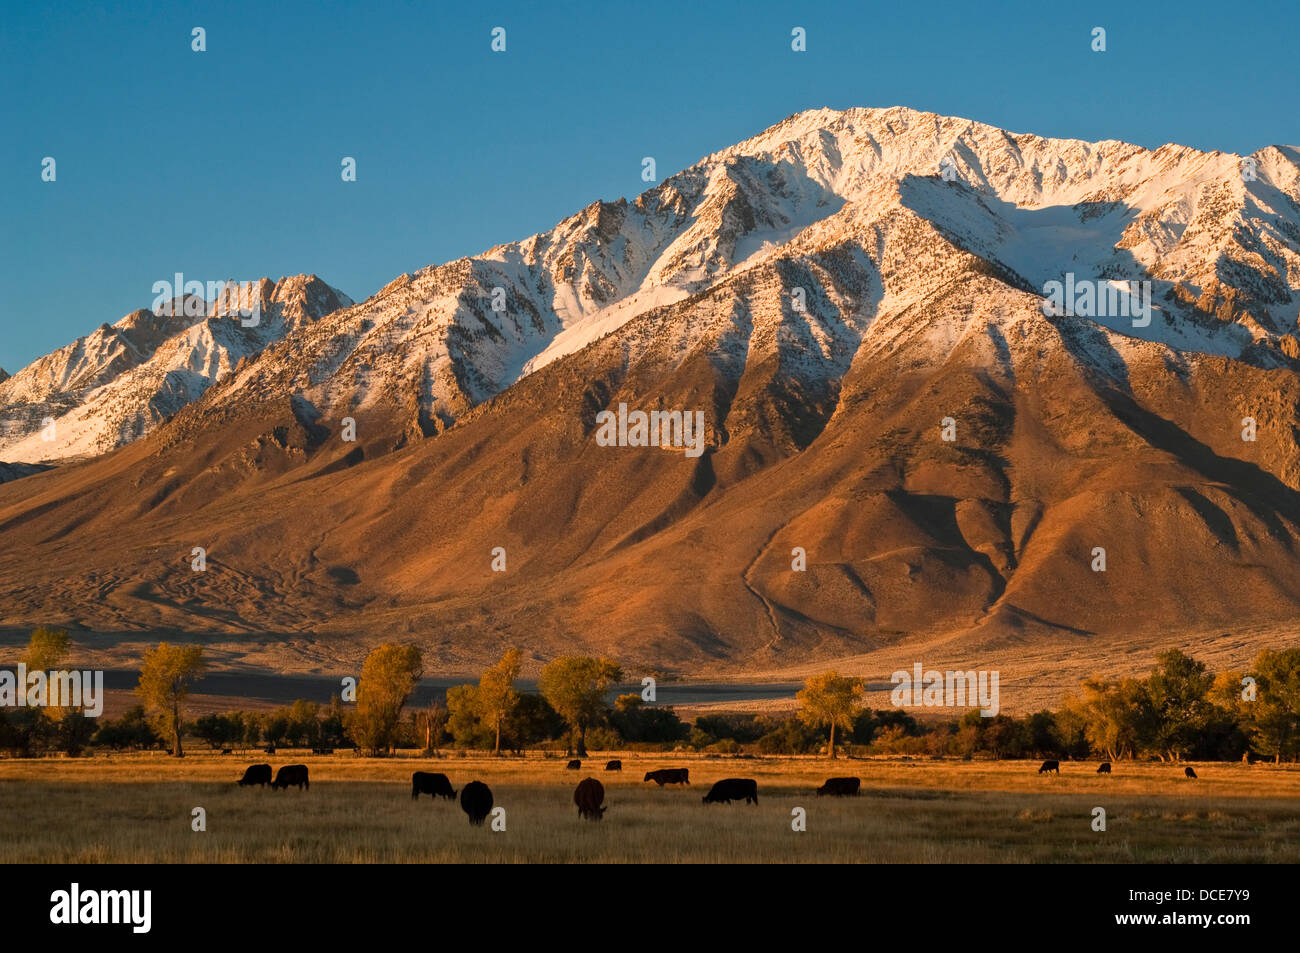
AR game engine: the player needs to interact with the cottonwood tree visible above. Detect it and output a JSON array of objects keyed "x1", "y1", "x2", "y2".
[
  {"x1": 1145, "y1": 649, "x2": 1214, "y2": 762},
  {"x1": 797, "y1": 671, "x2": 863, "y2": 759},
  {"x1": 23, "y1": 626, "x2": 70, "y2": 671},
  {"x1": 1063, "y1": 676, "x2": 1154, "y2": 761},
  {"x1": 21, "y1": 627, "x2": 73, "y2": 740},
  {"x1": 135, "y1": 642, "x2": 206, "y2": 757},
  {"x1": 349, "y1": 643, "x2": 423, "y2": 755},
  {"x1": 1245, "y1": 648, "x2": 1300, "y2": 762},
  {"x1": 538, "y1": 656, "x2": 622, "y2": 757},
  {"x1": 479, "y1": 647, "x2": 522, "y2": 755}
]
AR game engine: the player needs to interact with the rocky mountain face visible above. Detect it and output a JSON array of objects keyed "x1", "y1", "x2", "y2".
[
  {"x1": 2, "y1": 106, "x2": 1299, "y2": 675},
  {"x1": 0, "y1": 275, "x2": 352, "y2": 462}
]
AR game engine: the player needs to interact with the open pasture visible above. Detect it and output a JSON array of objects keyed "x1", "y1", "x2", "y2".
[{"x1": 2, "y1": 753, "x2": 1297, "y2": 863}]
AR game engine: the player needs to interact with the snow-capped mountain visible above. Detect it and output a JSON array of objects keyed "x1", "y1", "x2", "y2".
[
  {"x1": 2, "y1": 107, "x2": 1300, "y2": 674},
  {"x1": 156, "y1": 106, "x2": 1296, "y2": 452},
  {"x1": 7, "y1": 108, "x2": 1299, "y2": 464},
  {"x1": 0, "y1": 275, "x2": 352, "y2": 462}
]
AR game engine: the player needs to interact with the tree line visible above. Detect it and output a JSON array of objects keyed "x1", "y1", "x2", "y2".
[{"x1": 4, "y1": 633, "x2": 1298, "y2": 763}]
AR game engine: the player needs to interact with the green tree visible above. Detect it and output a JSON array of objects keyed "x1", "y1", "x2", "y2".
[
  {"x1": 192, "y1": 713, "x2": 234, "y2": 750},
  {"x1": 347, "y1": 644, "x2": 423, "y2": 756},
  {"x1": 446, "y1": 685, "x2": 492, "y2": 749},
  {"x1": 91, "y1": 705, "x2": 161, "y2": 751},
  {"x1": 135, "y1": 643, "x2": 206, "y2": 757},
  {"x1": 609, "y1": 693, "x2": 687, "y2": 744},
  {"x1": 262, "y1": 711, "x2": 291, "y2": 747},
  {"x1": 243, "y1": 712, "x2": 264, "y2": 750},
  {"x1": 1144, "y1": 650, "x2": 1214, "y2": 761},
  {"x1": 223, "y1": 711, "x2": 246, "y2": 752},
  {"x1": 287, "y1": 699, "x2": 321, "y2": 746},
  {"x1": 755, "y1": 715, "x2": 824, "y2": 754},
  {"x1": 1244, "y1": 648, "x2": 1300, "y2": 762},
  {"x1": 0, "y1": 707, "x2": 54, "y2": 757},
  {"x1": 503, "y1": 693, "x2": 566, "y2": 752},
  {"x1": 538, "y1": 656, "x2": 622, "y2": 757},
  {"x1": 320, "y1": 696, "x2": 347, "y2": 748},
  {"x1": 796, "y1": 671, "x2": 863, "y2": 759},
  {"x1": 478, "y1": 648, "x2": 522, "y2": 755}
]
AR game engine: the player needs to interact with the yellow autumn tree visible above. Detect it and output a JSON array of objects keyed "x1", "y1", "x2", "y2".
[
  {"x1": 478, "y1": 647, "x2": 522, "y2": 755},
  {"x1": 797, "y1": 671, "x2": 864, "y2": 760},
  {"x1": 135, "y1": 642, "x2": 206, "y2": 757},
  {"x1": 349, "y1": 643, "x2": 423, "y2": 756}
]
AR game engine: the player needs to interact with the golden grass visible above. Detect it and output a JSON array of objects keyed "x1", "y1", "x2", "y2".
[{"x1": 1, "y1": 752, "x2": 1297, "y2": 863}]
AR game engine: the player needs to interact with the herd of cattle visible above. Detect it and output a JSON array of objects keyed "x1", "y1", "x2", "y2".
[
  {"x1": 236, "y1": 761, "x2": 867, "y2": 824},
  {"x1": 236, "y1": 759, "x2": 1202, "y2": 824},
  {"x1": 1038, "y1": 760, "x2": 1198, "y2": 778}
]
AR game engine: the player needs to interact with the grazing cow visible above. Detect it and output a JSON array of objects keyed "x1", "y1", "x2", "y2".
[
  {"x1": 312, "y1": 747, "x2": 334, "y2": 755},
  {"x1": 574, "y1": 778, "x2": 607, "y2": 821},
  {"x1": 460, "y1": 780, "x2": 493, "y2": 826},
  {"x1": 566, "y1": 759, "x2": 581, "y2": 770},
  {"x1": 271, "y1": 764, "x2": 309, "y2": 791},
  {"x1": 605, "y1": 760, "x2": 622, "y2": 771},
  {"x1": 220, "y1": 748, "x2": 233, "y2": 755},
  {"x1": 643, "y1": 768, "x2": 690, "y2": 786},
  {"x1": 702, "y1": 778, "x2": 759, "y2": 805},
  {"x1": 264, "y1": 746, "x2": 276, "y2": 755},
  {"x1": 238, "y1": 763, "x2": 272, "y2": 787},
  {"x1": 411, "y1": 771, "x2": 456, "y2": 800},
  {"x1": 816, "y1": 776, "x2": 861, "y2": 797},
  {"x1": 1038, "y1": 760, "x2": 1060, "y2": 775},
  {"x1": 1185, "y1": 766, "x2": 1198, "y2": 779},
  {"x1": 1097, "y1": 762, "x2": 1112, "y2": 774}
]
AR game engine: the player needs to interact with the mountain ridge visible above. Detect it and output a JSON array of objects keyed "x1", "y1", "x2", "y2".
[{"x1": 2, "y1": 106, "x2": 1299, "y2": 678}]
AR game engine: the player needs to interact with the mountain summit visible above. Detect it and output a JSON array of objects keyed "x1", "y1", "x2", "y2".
[{"x1": 2, "y1": 107, "x2": 1299, "y2": 676}]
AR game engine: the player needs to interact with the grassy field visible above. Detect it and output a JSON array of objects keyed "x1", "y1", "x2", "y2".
[{"x1": 2, "y1": 752, "x2": 1298, "y2": 863}]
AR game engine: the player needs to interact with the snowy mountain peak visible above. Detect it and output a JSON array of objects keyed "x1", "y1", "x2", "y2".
[
  {"x1": 5, "y1": 109, "x2": 1300, "y2": 470},
  {"x1": 0, "y1": 275, "x2": 351, "y2": 463}
]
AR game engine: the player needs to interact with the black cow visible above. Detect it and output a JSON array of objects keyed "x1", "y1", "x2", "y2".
[
  {"x1": 1097, "y1": 762, "x2": 1112, "y2": 774},
  {"x1": 574, "y1": 777, "x2": 607, "y2": 821},
  {"x1": 643, "y1": 768, "x2": 690, "y2": 786},
  {"x1": 264, "y1": 746, "x2": 276, "y2": 755},
  {"x1": 312, "y1": 747, "x2": 334, "y2": 755},
  {"x1": 605, "y1": 760, "x2": 622, "y2": 771},
  {"x1": 816, "y1": 776, "x2": 861, "y2": 797},
  {"x1": 1185, "y1": 766, "x2": 1198, "y2": 779},
  {"x1": 460, "y1": 780, "x2": 493, "y2": 826},
  {"x1": 702, "y1": 778, "x2": 759, "y2": 805},
  {"x1": 566, "y1": 759, "x2": 581, "y2": 770},
  {"x1": 271, "y1": 764, "x2": 309, "y2": 790},
  {"x1": 220, "y1": 748, "x2": 233, "y2": 755},
  {"x1": 238, "y1": 763, "x2": 272, "y2": 787},
  {"x1": 411, "y1": 771, "x2": 456, "y2": 800},
  {"x1": 1038, "y1": 760, "x2": 1060, "y2": 775}
]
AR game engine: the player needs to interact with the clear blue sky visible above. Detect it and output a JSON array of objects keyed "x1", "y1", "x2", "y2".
[{"x1": 2, "y1": 0, "x2": 1296, "y2": 372}]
